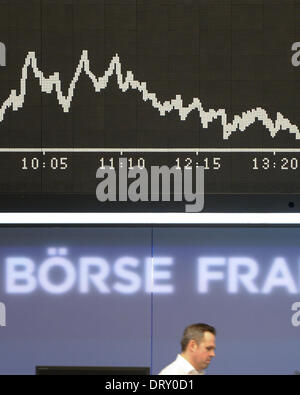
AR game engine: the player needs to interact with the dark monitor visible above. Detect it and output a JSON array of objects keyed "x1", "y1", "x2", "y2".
[{"x1": 36, "y1": 366, "x2": 150, "y2": 375}]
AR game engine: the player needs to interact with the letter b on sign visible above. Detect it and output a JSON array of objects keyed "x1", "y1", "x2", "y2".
[{"x1": 0, "y1": 302, "x2": 6, "y2": 327}]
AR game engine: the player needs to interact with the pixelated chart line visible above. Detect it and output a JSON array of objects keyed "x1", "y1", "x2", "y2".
[{"x1": 0, "y1": 50, "x2": 300, "y2": 141}]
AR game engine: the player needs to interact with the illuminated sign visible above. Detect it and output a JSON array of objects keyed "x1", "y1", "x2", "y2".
[
  {"x1": 2, "y1": 248, "x2": 300, "y2": 295},
  {"x1": 5, "y1": 248, "x2": 173, "y2": 295},
  {"x1": 198, "y1": 257, "x2": 299, "y2": 294}
]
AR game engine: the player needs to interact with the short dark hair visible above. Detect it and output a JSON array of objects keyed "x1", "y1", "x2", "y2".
[{"x1": 180, "y1": 323, "x2": 216, "y2": 352}]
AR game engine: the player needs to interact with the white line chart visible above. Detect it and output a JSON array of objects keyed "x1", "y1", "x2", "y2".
[{"x1": 0, "y1": 50, "x2": 299, "y2": 141}]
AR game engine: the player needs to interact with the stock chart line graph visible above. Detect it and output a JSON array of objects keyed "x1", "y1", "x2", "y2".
[
  {"x1": 0, "y1": 50, "x2": 300, "y2": 145},
  {"x1": 1, "y1": 0, "x2": 300, "y2": 203}
]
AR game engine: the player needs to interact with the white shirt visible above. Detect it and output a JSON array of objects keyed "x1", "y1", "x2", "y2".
[{"x1": 158, "y1": 354, "x2": 204, "y2": 375}]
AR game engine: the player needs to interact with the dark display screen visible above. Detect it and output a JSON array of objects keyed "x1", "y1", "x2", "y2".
[{"x1": 1, "y1": 0, "x2": 300, "y2": 211}]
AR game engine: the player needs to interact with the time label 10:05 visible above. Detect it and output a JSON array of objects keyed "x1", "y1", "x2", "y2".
[
  {"x1": 252, "y1": 157, "x2": 299, "y2": 170},
  {"x1": 21, "y1": 157, "x2": 68, "y2": 170}
]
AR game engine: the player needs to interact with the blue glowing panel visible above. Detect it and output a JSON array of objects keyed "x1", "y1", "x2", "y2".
[
  {"x1": 152, "y1": 227, "x2": 300, "y2": 375},
  {"x1": 0, "y1": 228, "x2": 152, "y2": 374},
  {"x1": 1, "y1": 227, "x2": 300, "y2": 375}
]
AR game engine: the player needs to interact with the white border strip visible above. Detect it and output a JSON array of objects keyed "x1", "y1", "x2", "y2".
[
  {"x1": 0, "y1": 148, "x2": 300, "y2": 152},
  {"x1": 0, "y1": 213, "x2": 299, "y2": 224}
]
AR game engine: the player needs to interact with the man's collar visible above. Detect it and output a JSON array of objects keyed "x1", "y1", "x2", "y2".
[{"x1": 177, "y1": 354, "x2": 204, "y2": 375}]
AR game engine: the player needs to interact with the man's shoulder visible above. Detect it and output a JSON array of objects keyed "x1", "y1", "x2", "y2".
[
  {"x1": 158, "y1": 359, "x2": 182, "y2": 375},
  {"x1": 158, "y1": 355, "x2": 188, "y2": 375}
]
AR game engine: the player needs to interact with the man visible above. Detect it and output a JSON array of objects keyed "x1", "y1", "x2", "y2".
[{"x1": 158, "y1": 323, "x2": 216, "y2": 375}]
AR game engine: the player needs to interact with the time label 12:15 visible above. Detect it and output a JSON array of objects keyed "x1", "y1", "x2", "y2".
[{"x1": 175, "y1": 157, "x2": 221, "y2": 170}]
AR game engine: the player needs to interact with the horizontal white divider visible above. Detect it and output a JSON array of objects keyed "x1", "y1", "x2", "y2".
[{"x1": 0, "y1": 213, "x2": 299, "y2": 224}]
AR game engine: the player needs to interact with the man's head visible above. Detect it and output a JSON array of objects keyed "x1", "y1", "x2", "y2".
[{"x1": 180, "y1": 323, "x2": 216, "y2": 371}]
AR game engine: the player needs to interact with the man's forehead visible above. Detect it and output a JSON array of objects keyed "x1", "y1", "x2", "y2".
[{"x1": 202, "y1": 331, "x2": 216, "y2": 344}]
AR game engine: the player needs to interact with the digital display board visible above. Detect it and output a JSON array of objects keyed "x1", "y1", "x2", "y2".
[{"x1": 1, "y1": 1, "x2": 300, "y2": 211}]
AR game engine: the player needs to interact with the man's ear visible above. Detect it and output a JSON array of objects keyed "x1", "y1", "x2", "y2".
[{"x1": 188, "y1": 339, "x2": 198, "y2": 352}]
